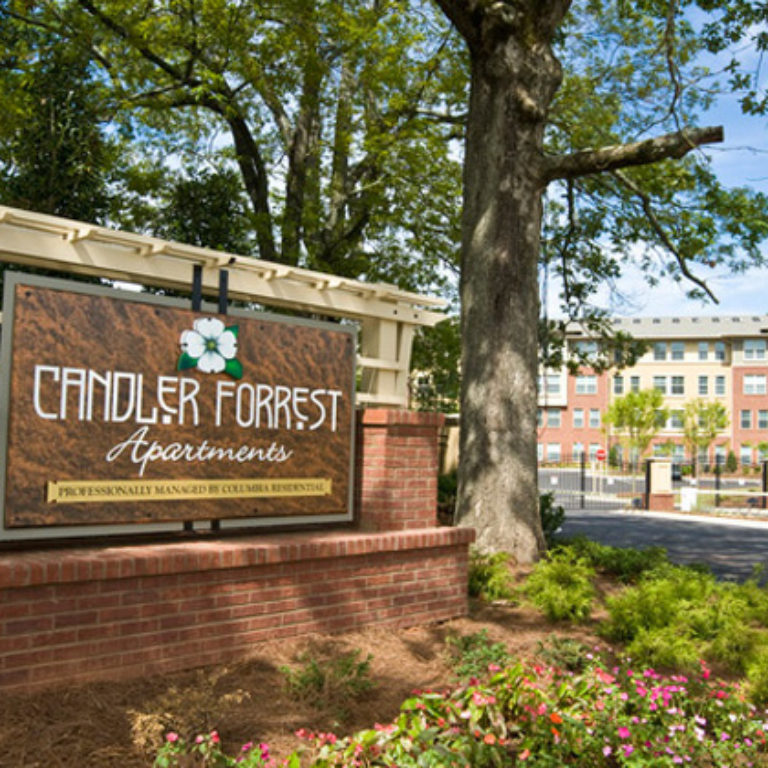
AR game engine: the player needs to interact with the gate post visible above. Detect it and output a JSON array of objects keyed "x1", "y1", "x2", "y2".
[
  {"x1": 762, "y1": 460, "x2": 768, "y2": 510},
  {"x1": 645, "y1": 459, "x2": 674, "y2": 512},
  {"x1": 580, "y1": 452, "x2": 586, "y2": 510}
]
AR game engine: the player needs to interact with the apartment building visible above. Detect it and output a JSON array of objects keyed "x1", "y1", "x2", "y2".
[{"x1": 537, "y1": 315, "x2": 768, "y2": 465}]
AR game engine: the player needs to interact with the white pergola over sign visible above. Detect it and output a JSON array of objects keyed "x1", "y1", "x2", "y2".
[{"x1": 0, "y1": 205, "x2": 447, "y2": 407}]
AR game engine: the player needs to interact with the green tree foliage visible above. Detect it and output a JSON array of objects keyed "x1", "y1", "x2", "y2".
[
  {"x1": 0, "y1": 32, "x2": 117, "y2": 220},
  {"x1": 698, "y1": 0, "x2": 768, "y2": 115},
  {"x1": 410, "y1": 317, "x2": 461, "y2": 412},
  {"x1": 682, "y1": 398, "x2": 729, "y2": 475},
  {"x1": 156, "y1": 167, "x2": 256, "y2": 255},
  {"x1": 1, "y1": 0, "x2": 463, "y2": 294},
  {"x1": 603, "y1": 389, "x2": 669, "y2": 466}
]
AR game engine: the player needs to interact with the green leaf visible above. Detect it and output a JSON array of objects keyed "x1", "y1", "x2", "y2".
[
  {"x1": 177, "y1": 352, "x2": 198, "y2": 371},
  {"x1": 225, "y1": 357, "x2": 243, "y2": 380}
]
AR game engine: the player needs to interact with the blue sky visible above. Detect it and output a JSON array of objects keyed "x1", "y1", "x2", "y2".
[{"x1": 600, "y1": 40, "x2": 768, "y2": 319}]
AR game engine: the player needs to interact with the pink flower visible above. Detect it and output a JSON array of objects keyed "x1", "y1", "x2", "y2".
[
  {"x1": 618, "y1": 726, "x2": 631, "y2": 739},
  {"x1": 602, "y1": 746, "x2": 613, "y2": 756},
  {"x1": 166, "y1": 732, "x2": 179, "y2": 743},
  {"x1": 623, "y1": 744, "x2": 634, "y2": 757}
]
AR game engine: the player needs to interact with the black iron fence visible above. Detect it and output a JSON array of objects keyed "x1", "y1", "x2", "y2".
[{"x1": 538, "y1": 454, "x2": 645, "y2": 511}]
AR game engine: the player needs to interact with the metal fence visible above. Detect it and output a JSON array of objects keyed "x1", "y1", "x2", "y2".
[
  {"x1": 675, "y1": 461, "x2": 768, "y2": 516},
  {"x1": 538, "y1": 454, "x2": 645, "y2": 511}
]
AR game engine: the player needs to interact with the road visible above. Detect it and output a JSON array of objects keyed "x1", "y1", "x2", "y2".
[{"x1": 559, "y1": 509, "x2": 768, "y2": 582}]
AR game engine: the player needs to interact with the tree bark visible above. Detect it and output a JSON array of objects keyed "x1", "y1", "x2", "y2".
[{"x1": 452, "y1": 2, "x2": 570, "y2": 559}]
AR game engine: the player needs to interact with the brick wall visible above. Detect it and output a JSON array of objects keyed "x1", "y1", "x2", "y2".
[
  {"x1": 0, "y1": 409, "x2": 474, "y2": 693},
  {"x1": 0, "y1": 528, "x2": 473, "y2": 693},
  {"x1": 356, "y1": 409, "x2": 444, "y2": 531}
]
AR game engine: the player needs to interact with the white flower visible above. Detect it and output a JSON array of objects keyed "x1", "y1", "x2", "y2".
[{"x1": 180, "y1": 317, "x2": 238, "y2": 374}]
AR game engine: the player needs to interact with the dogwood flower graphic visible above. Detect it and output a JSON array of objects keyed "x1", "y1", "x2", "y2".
[{"x1": 178, "y1": 317, "x2": 242, "y2": 379}]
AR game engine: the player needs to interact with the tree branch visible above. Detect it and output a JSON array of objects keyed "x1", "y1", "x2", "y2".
[
  {"x1": 542, "y1": 126, "x2": 724, "y2": 183},
  {"x1": 432, "y1": 0, "x2": 480, "y2": 51},
  {"x1": 611, "y1": 169, "x2": 719, "y2": 303},
  {"x1": 75, "y1": 0, "x2": 185, "y2": 83}
]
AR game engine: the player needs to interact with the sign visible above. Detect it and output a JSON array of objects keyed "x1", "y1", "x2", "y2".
[
  {"x1": 0, "y1": 274, "x2": 356, "y2": 534},
  {"x1": 596, "y1": 447, "x2": 607, "y2": 462}
]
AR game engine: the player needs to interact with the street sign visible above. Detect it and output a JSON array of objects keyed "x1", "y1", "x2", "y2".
[{"x1": 596, "y1": 447, "x2": 607, "y2": 461}]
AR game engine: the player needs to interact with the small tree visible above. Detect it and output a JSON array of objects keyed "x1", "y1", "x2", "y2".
[
  {"x1": 682, "y1": 399, "x2": 729, "y2": 478},
  {"x1": 603, "y1": 389, "x2": 668, "y2": 470}
]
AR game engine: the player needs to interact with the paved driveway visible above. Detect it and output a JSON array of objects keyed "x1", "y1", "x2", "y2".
[{"x1": 559, "y1": 509, "x2": 768, "y2": 582}]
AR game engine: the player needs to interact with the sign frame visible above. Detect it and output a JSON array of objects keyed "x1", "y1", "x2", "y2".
[{"x1": 0, "y1": 272, "x2": 357, "y2": 542}]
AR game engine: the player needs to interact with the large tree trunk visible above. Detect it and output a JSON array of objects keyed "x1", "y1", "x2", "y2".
[{"x1": 455, "y1": 9, "x2": 566, "y2": 560}]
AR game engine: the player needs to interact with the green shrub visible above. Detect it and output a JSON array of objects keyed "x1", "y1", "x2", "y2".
[
  {"x1": 601, "y1": 561, "x2": 768, "y2": 683},
  {"x1": 535, "y1": 634, "x2": 593, "y2": 672},
  {"x1": 726, "y1": 449, "x2": 738, "y2": 473},
  {"x1": 539, "y1": 491, "x2": 565, "y2": 549},
  {"x1": 601, "y1": 564, "x2": 716, "y2": 643},
  {"x1": 746, "y1": 647, "x2": 768, "y2": 706},
  {"x1": 624, "y1": 625, "x2": 701, "y2": 672},
  {"x1": 525, "y1": 551, "x2": 595, "y2": 622},
  {"x1": 556, "y1": 536, "x2": 669, "y2": 583},
  {"x1": 445, "y1": 629, "x2": 511, "y2": 680},
  {"x1": 280, "y1": 648, "x2": 374, "y2": 720},
  {"x1": 467, "y1": 548, "x2": 516, "y2": 601}
]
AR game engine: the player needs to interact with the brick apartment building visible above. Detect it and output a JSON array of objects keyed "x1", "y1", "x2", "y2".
[{"x1": 537, "y1": 315, "x2": 768, "y2": 466}]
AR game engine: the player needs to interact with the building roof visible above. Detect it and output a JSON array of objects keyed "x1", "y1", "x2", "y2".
[{"x1": 607, "y1": 315, "x2": 768, "y2": 339}]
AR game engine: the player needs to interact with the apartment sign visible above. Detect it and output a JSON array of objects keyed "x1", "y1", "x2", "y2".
[{"x1": 0, "y1": 275, "x2": 356, "y2": 532}]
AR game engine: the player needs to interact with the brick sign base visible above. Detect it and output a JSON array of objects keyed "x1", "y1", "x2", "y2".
[{"x1": 0, "y1": 410, "x2": 475, "y2": 693}]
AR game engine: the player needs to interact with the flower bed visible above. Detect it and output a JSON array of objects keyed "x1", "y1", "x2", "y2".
[{"x1": 155, "y1": 653, "x2": 768, "y2": 766}]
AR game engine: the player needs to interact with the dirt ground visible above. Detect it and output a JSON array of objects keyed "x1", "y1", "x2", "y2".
[{"x1": 0, "y1": 583, "x2": 603, "y2": 768}]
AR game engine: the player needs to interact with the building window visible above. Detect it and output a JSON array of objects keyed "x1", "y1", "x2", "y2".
[
  {"x1": 698, "y1": 342, "x2": 709, "y2": 361},
  {"x1": 698, "y1": 376, "x2": 709, "y2": 396},
  {"x1": 537, "y1": 409, "x2": 543, "y2": 427},
  {"x1": 669, "y1": 410, "x2": 684, "y2": 429},
  {"x1": 715, "y1": 341, "x2": 726, "y2": 361},
  {"x1": 671, "y1": 376, "x2": 685, "y2": 395},
  {"x1": 573, "y1": 442, "x2": 584, "y2": 459},
  {"x1": 575, "y1": 375, "x2": 597, "y2": 394},
  {"x1": 671, "y1": 341, "x2": 684, "y2": 360},
  {"x1": 741, "y1": 410, "x2": 752, "y2": 429},
  {"x1": 715, "y1": 444, "x2": 726, "y2": 465},
  {"x1": 547, "y1": 408, "x2": 561, "y2": 428},
  {"x1": 630, "y1": 376, "x2": 640, "y2": 393},
  {"x1": 589, "y1": 443, "x2": 601, "y2": 461},
  {"x1": 759, "y1": 410, "x2": 768, "y2": 430},
  {"x1": 653, "y1": 342, "x2": 667, "y2": 361},
  {"x1": 715, "y1": 376, "x2": 726, "y2": 396},
  {"x1": 573, "y1": 408, "x2": 584, "y2": 428},
  {"x1": 653, "y1": 376, "x2": 667, "y2": 394},
  {"x1": 744, "y1": 339, "x2": 766, "y2": 360},
  {"x1": 546, "y1": 443, "x2": 561, "y2": 462},
  {"x1": 589, "y1": 408, "x2": 601, "y2": 428},
  {"x1": 545, "y1": 374, "x2": 561, "y2": 396},
  {"x1": 613, "y1": 375, "x2": 624, "y2": 395},
  {"x1": 741, "y1": 445, "x2": 753, "y2": 466},
  {"x1": 537, "y1": 443, "x2": 543, "y2": 461},
  {"x1": 575, "y1": 340, "x2": 598, "y2": 359},
  {"x1": 744, "y1": 375, "x2": 767, "y2": 395}
]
